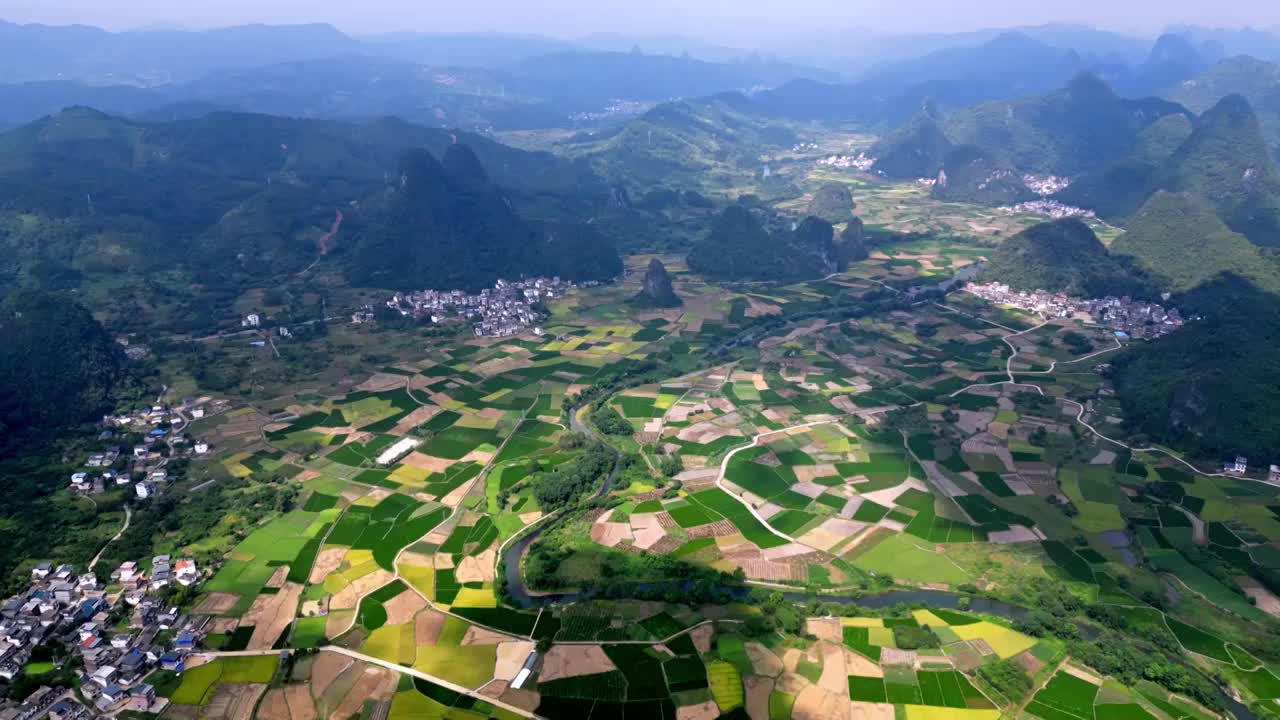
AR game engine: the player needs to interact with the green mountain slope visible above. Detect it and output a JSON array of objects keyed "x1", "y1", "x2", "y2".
[
  {"x1": 1053, "y1": 113, "x2": 1194, "y2": 219},
  {"x1": 0, "y1": 108, "x2": 616, "y2": 325},
  {"x1": 687, "y1": 207, "x2": 842, "y2": 281},
  {"x1": 870, "y1": 107, "x2": 953, "y2": 179},
  {"x1": 0, "y1": 291, "x2": 138, "y2": 442},
  {"x1": 1111, "y1": 275, "x2": 1280, "y2": 460},
  {"x1": 1111, "y1": 191, "x2": 1280, "y2": 292},
  {"x1": 942, "y1": 73, "x2": 1190, "y2": 176},
  {"x1": 566, "y1": 94, "x2": 796, "y2": 192},
  {"x1": 1155, "y1": 94, "x2": 1280, "y2": 246},
  {"x1": 1169, "y1": 55, "x2": 1280, "y2": 153},
  {"x1": 979, "y1": 218, "x2": 1150, "y2": 296}
]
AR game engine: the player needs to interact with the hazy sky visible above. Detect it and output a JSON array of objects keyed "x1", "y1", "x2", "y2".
[{"x1": 1, "y1": 0, "x2": 1277, "y2": 37}]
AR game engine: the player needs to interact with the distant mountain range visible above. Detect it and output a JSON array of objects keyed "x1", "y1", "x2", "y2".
[
  {"x1": 0, "y1": 107, "x2": 621, "y2": 331},
  {"x1": 1, "y1": 19, "x2": 1278, "y2": 134}
]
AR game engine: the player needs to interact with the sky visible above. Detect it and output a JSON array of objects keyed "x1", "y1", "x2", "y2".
[{"x1": 1, "y1": 0, "x2": 1277, "y2": 37}]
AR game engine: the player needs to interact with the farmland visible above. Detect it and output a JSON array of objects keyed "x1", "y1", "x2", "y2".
[{"x1": 160, "y1": 241, "x2": 1280, "y2": 720}]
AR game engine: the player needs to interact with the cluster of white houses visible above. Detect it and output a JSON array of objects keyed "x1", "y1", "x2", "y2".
[
  {"x1": 965, "y1": 282, "x2": 1186, "y2": 340},
  {"x1": 375, "y1": 276, "x2": 572, "y2": 337},
  {"x1": 77, "y1": 399, "x2": 225, "y2": 500}
]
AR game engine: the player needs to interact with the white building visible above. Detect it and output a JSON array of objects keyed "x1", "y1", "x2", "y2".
[
  {"x1": 375, "y1": 437, "x2": 420, "y2": 466},
  {"x1": 135, "y1": 482, "x2": 155, "y2": 499},
  {"x1": 194, "y1": 441, "x2": 210, "y2": 455},
  {"x1": 1227, "y1": 456, "x2": 1248, "y2": 475},
  {"x1": 242, "y1": 314, "x2": 261, "y2": 328}
]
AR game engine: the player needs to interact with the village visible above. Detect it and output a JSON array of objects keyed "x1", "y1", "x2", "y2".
[
  {"x1": 363, "y1": 276, "x2": 574, "y2": 337},
  {"x1": 69, "y1": 399, "x2": 228, "y2": 502},
  {"x1": 0, "y1": 555, "x2": 208, "y2": 720},
  {"x1": 964, "y1": 281, "x2": 1186, "y2": 340}
]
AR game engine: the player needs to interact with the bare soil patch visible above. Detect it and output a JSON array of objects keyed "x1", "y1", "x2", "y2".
[
  {"x1": 330, "y1": 569, "x2": 395, "y2": 611},
  {"x1": 455, "y1": 550, "x2": 497, "y2": 583},
  {"x1": 204, "y1": 683, "x2": 266, "y2": 720},
  {"x1": 401, "y1": 452, "x2": 455, "y2": 473},
  {"x1": 494, "y1": 640, "x2": 536, "y2": 681},
  {"x1": 331, "y1": 667, "x2": 393, "y2": 720},
  {"x1": 309, "y1": 548, "x2": 346, "y2": 585},
  {"x1": 463, "y1": 624, "x2": 514, "y2": 646},
  {"x1": 538, "y1": 645, "x2": 617, "y2": 682},
  {"x1": 248, "y1": 582, "x2": 304, "y2": 651},
  {"x1": 690, "y1": 623, "x2": 714, "y2": 654},
  {"x1": 194, "y1": 592, "x2": 240, "y2": 616},
  {"x1": 257, "y1": 689, "x2": 290, "y2": 720},
  {"x1": 805, "y1": 618, "x2": 843, "y2": 644},
  {"x1": 849, "y1": 701, "x2": 896, "y2": 720},
  {"x1": 265, "y1": 565, "x2": 290, "y2": 589},
  {"x1": 793, "y1": 685, "x2": 851, "y2": 720},
  {"x1": 415, "y1": 610, "x2": 448, "y2": 646},
  {"x1": 382, "y1": 591, "x2": 427, "y2": 626},
  {"x1": 745, "y1": 641, "x2": 784, "y2": 678},
  {"x1": 745, "y1": 676, "x2": 775, "y2": 720}
]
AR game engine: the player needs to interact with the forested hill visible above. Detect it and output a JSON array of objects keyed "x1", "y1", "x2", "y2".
[
  {"x1": 978, "y1": 219, "x2": 1152, "y2": 297},
  {"x1": 686, "y1": 206, "x2": 852, "y2": 281},
  {"x1": 0, "y1": 291, "x2": 139, "y2": 447},
  {"x1": 1111, "y1": 275, "x2": 1280, "y2": 460},
  {"x1": 348, "y1": 145, "x2": 622, "y2": 290},
  {"x1": 0, "y1": 108, "x2": 616, "y2": 316}
]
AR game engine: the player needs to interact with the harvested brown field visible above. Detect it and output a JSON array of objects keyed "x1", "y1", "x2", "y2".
[
  {"x1": 265, "y1": 565, "x2": 289, "y2": 589},
  {"x1": 690, "y1": 623, "x2": 713, "y2": 654},
  {"x1": 805, "y1": 618, "x2": 842, "y2": 644},
  {"x1": 310, "y1": 651, "x2": 354, "y2": 690},
  {"x1": 247, "y1": 582, "x2": 304, "y2": 651},
  {"x1": 194, "y1": 592, "x2": 240, "y2": 616},
  {"x1": 284, "y1": 685, "x2": 317, "y2": 720},
  {"x1": 330, "y1": 667, "x2": 394, "y2": 720},
  {"x1": 494, "y1": 640, "x2": 536, "y2": 681},
  {"x1": 309, "y1": 548, "x2": 346, "y2": 585},
  {"x1": 793, "y1": 685, "x2": 851, "y2": 720},
  {"x1": 330, "y1": 569, "x2": 395, "y2": 611},
  {"x1": 401, "y1": 452, "x2": 456, "y2": 473},
  {"x1": 498, "y1": 687, "x2": 541, "y2": 713},
  {"x1": 538, "y1": 645, "x2": 617, "y2": 682},
  {"x1": 257, "y1": 689, "x2": 291, "y2": 720},
  {"x1": 390, "y1": 405, "x2": 441, "y2": 435},
  {"x1": 354, "y1": 373, "x2": 408, "y2": 393},
  {"x1": 415, "y1": 610, "x2": 448, "y2": 646},
  {"x1": 1012, "y1": 650, "x2": 1046, "y2": 675},
  {"x1": 462, "y1": 625, "x2": 514, "y2": 646},
  {"x1": 817, "y1": 642, "x2": 848, "y2": 695},
  {"x1": 849, "y1": 701, "x2": 896, "y2": 720},
  {"x1": 209, "y1": 617, "x2": 240, "y2": 633},
  {"x1": 381, "y1": 591, "x2": 427, "y2": 626},
  {"x1": 745, "y1": 641, "x2": 783, "y2": 678},
  {"x1": 454, "y1": 550, "x2": 497, "y2": 583},
  {"x1": 746, "y1": 676, "x2": 775, "y2": 719},
  {"x1": 204, "y1": 683, "x2": 266, "y2": 720}
]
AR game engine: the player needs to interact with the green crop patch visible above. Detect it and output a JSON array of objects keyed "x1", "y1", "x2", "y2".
[
  {"x1": 603, "y1": 644, "x2": 669, "y2": 700},
  {"x1": 1028, "y1": 671, "x2": 1100, "y2": 720},
  {"x1": 663, "y1": 656, "x2": 709, "y2": 693},
  {"x1": 669, "y1": 503, "x2": 719, "y2": 528},
  {"x1": 1166, "y1": 618, "x2": 1230, "y2": 661},
  {"x1": 849, "y1": 675, "x2": 888, "y2": 703}
]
